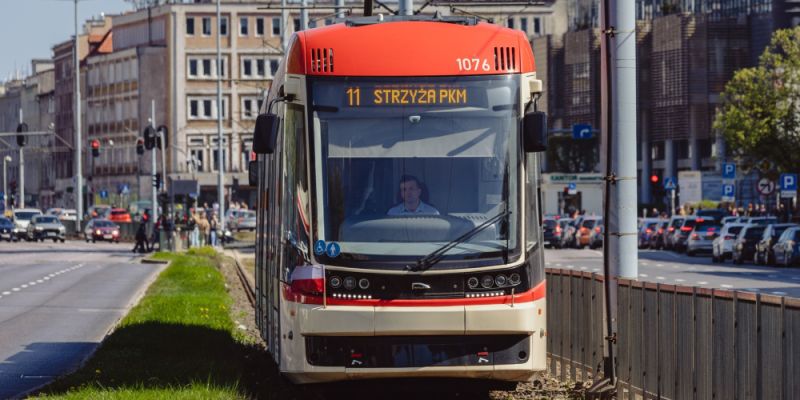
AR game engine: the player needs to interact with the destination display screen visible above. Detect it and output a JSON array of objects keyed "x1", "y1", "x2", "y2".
[{"x1": 344, "y1": 85, "x2": 472, "y2": 107}]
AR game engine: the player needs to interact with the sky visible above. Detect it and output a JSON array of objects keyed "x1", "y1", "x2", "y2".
[{"x1": 0, "y1": 0, "x2": 133, "y2": 80}]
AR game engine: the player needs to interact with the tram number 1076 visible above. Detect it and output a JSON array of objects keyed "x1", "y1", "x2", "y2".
[{"x1": 456, "y1": 58, "x2": 490, "y2": 72}]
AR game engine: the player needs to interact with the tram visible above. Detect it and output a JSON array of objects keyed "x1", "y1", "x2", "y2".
[{"x1": 249, "y1": 14, "x2": 548, "y2": 383}]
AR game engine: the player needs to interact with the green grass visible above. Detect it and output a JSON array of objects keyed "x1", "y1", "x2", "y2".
[{"x1": 30, "y1": 247, "x2": 279, "y2": 399}]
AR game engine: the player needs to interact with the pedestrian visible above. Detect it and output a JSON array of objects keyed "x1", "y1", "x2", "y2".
[
  {"x1": 133, "y1": 222, "x2": 148, "y2": 253},
  {"x1": 188, "y1": 210, "x2": 199, "y2": 248},
  {"x1": 210, "y1": 213, "x2": 219, "y2": 246},
  {"x1": 199, "y1": 211, "x2": 210, "y2": 247},
  {"x1": 150, "y1": 216, "x2": 162, "y2": 251}
]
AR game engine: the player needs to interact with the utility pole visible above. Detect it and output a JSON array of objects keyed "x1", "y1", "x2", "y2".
[
  {"x1": 281, "y1": 0, "x2": 288, "y2": 52},
  {"x1": 3, "y1": 156, "x2": 10, "y2": 210},
  {"x1": 18, "y1": 109, "x2": 25, "y2": 208},
  {"x1": 216, "y1": 0, "x2": 226, "y2": 234},
  {"x1": 399, "y1": 0, "x2": 413, "y2": 15},
  {"x1": 301, "y1": 0, "x2": 309, "y2": 30},
  {"x1": 336, "y1": 0, "x2": 345, "y2": 18},
  {"x1": 151, "y1": 100, "x2": 158, "y2": 222},
  {"x1": 74, "y1": 0, "x2": 84, "y2": 224}
]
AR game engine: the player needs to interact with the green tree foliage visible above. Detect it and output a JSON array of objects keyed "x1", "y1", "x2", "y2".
[{"x1": 714, "y1": 26, "x2": 800, "y2": 177}]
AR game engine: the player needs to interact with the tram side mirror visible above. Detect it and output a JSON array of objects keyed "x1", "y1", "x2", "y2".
[
  {"x1": 248, "y1": 160, "x2": 258, "y2": 186},
  {"x1": 523, "y1": 111, "x2": 548, "y2": 153},
  {"x1": 253, "y1": 113, "x2": 280, "y2": 154}
]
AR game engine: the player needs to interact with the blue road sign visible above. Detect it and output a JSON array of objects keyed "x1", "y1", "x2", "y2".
[
  {"x1": 326, "y1": 242, "x2": 341, "y2": 258},
  {"x1": 780, "y1": 173, "x2": 798, "y2": 191},
  {"x1": 663, "y1": 177, "x2": 677, "y2": 190},
  {"x1": 722, "y1": 184, "x2": 735, "y2": 198},
  {"x1": 99, "y1": 190, "x2": 108, "y2": 199},
  {"x1": 722, "y1": 163, "x2": 736, "y2": 180},
  {"x1": 572, "y1": 124, "x2": 593, "y2": 139}
]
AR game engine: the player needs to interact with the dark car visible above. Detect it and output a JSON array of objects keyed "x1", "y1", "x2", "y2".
[
  {"x1": 648, "y1": 220, "x2": 670, "y2": 249},
  {"x1": 26, "y1": 215, "x2": 66, "y2": 242},
  {"x1": 664, "y1": 216, "x2": 687, "y2": 250},
  {"x1": 84, "y1": 219, "x2": 120, "y2": 243},
  {"x1": 733, "y1": 225, "x2": 766, "y2": 264},
  {"x1": 772, "y1": 227, "x2": 800, "y2": 267},
  {"x1": 755, "y1": 223, "x2": 797, "y2": 265},
  {"x1": 0, "y1": 217, "x2": 13, "y2": 242},
  {"x1": 638, "y1": 218, "x2": 661, "y2": 249},
  {"x1": 542, "y1": 217, "x2": 559, "y2": 248},
  {"x1": 672, "y1": 217, "x2": 701, "y2": 253}
]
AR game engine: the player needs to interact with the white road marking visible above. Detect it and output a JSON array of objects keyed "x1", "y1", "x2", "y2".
[
  {"x1": 698, "y1": 281, "x2": 708, "y2": 285},
  {"x1": 640, "y1": 262, "x2": 649, "y2": 266},
  {"x1": 20, "y1": 285, "x2": 27, "y2": 288},
  {"x1": 688, "y1": 267, "x2": 697, "y2": 271},
  {"x1": 675, "y1": 279, "x2": 685, "y2": 282},
  {"x1": 556, "y1": 263, "x2": 562, "y2": 267},
  {"x1": 36, "y1": 280, "x2": 43, "y2": 283},
  {"x1": 593, "y1": 268, "x2": 600, "y2": 272},
  {"x1": 640, "y1": 274, "x2": 649, "y2": 277},
  {"x1": 43, "y1": 276, "x2": 50, "y2": 280},
  {"x1": 745, "y1": 288, "x2": 760, "y2": 292},
  {"x1": 2, "y1": 291, "x2": 10, "y2": 295},
  {"x1": 579, "y1": 266, "x2": 588, "y2": 270},
  {"x1": 566, "y1": 265, "x2": 574, "y2": 269},
  {"x1": 657, "y1": 276, "x2": 666, "y2": 280},
  {"x1": 721, "y1": 284, "x2": 734, "y2": 288},
  {"x1": 656, "y1": 264, "x2": 664, "y2": 267},
  {"x1": 12, "y1": 288, "x2": 20, "y2": 291},
  {"x1": 29, "y1": 282, "x2": 36, "y2": 286},
  {"x1": 772, "y1": 291, "x2": 788, "y2": 296}
]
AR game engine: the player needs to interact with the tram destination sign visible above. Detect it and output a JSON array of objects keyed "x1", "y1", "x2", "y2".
[{"x1": 345, "y1": 85, "x2": 473, "y2": 107}]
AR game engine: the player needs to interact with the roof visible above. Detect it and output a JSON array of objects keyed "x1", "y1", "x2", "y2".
[{"x1": 287, "y1": 18, "x2": 536, "y2": 76}]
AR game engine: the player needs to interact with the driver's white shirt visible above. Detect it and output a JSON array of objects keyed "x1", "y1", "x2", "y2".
[{"x1": 387, "y1": 201, "x2": 440, "y2": 216}]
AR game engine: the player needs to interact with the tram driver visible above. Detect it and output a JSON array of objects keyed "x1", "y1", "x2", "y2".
[{"x1": 387, "y1": 175, "x2": 440, "y2": 216}]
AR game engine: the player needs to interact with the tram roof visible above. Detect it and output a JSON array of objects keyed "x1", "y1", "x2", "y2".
[{"x1": 286, "y1": 15, "x2": 536, "y2": 77}]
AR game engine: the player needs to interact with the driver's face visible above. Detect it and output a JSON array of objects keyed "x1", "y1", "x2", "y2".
[{"x1": 399, "y1": 180, "x2": 421, "y2": 204}]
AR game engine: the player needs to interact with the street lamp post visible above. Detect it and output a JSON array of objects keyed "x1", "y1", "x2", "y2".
[{"x1": 3, "y1": 155, "x2": 11, "y2": 211}]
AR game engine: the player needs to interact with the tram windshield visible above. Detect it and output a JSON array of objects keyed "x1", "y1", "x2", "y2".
[{"x1": 310, "y1": 75, "x2": 521, "y2": 268}]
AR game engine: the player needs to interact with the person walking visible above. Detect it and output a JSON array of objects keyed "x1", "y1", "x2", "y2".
[
  {"x1": 188, "y1": 210, "x2": 199, "y2": 248},
  {"x1": 133, "y1": 222, "x2": 149, "y2": 253},
  {"x1": 199, "y1": 212, "x2": 210, "y2": 247},
  {"x1": 210, "y1": 213, "x2": 219, "y2": 246}
]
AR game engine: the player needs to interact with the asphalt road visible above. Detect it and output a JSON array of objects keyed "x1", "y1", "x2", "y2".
[
  {"x1": 0, "y1": 240, "x2": 163, "y2": 399},
  {"x1": 545, "y1": 248, "x2": 800, "y2": 298}
]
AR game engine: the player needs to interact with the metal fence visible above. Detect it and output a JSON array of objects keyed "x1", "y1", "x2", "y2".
[{"x1": 546, "y1": 268, "x2": 800, "y2": 400}]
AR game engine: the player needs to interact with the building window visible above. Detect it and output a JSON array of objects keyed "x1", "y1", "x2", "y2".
[
  {"x1": 202, "y1": 17, "x2": 211, "y2": 36},
  {"x1": 270, "y1": 59, "x2": 279, "y2": 75},
  {"x1": 507, "y1": 17, "x2": 514, "y2": 29},
  {"x1": 188, "y1": 56, "x2": 226, "y2": 78},
  {"x1": 309, "y1": 20, "x2": 317, "y2": 28},
  {"x1": 272, "y1": 17, "x2": 281, "y2": 36},
  {"x1": 212, "y1": 148, "x2": 228, "y2": 172},
  {"x1": 241, "y1": 56, "x2": 277, "y2": 79},
  {"x1": 533, "y1": 17, "x2": 541, "y2": 35},
  {"x1": 189, "y1": 97, "x2": 228, "y2": 120},
  {"x1": 190, "y1": 148, "x2": 205, "y2": 172},
  {"x1": 241, "y1": 97, "x2": 262, "y2": 119},
  {"x1": 520, "y1": 17, "x2": 528, "y2": 33},
  {"x1": 240, "y1": 17, "x2": 249, "y2": 36},
  {"x1": 242, "y1": 59, "x2": 252, "y2": 77},
  {"x1": 203, "y1": 100, "x2": 212, "y2": 118},
  {"x1": 294, "y1": 18, "x2": 300, "y2": 32},
  {"x1": 202, "y1": 59, "x2": 211, "y2": 76},
  {"x1": 220, "y1": 16, "x2": 228, "y2": 36},
  {"x1": 256, "y1": 59, "x2": 265, "y2": 77},
  {"x1": 186, "y1": 17, "x2": 195, "y2": 35},
  {"x1": 256, "y1": 17, "x2": 264, "y2": 36},
  {"x1": 190, "y1": 100, "x2": 199, "y2": 118}
]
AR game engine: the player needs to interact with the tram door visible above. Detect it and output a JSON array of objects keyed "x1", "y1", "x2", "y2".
[{"x1": 264, "y1": 101, "x2": 286, "y2": 362}]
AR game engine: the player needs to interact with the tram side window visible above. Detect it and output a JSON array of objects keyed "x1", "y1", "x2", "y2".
[{"x1": 280, "y1": 104, "x2": 309, "y2": 281}]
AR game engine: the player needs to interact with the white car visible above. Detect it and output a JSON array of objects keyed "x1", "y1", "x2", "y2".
[
  {"x1": 712, "y1": 223, "x2": 746, "y2": 262},
  {"x1": 12, "y1": 208, "x2": 44, "y2": 241}
]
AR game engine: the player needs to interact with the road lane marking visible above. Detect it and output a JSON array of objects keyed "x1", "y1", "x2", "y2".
[
  {"x1": 675, "y1": 279, "x2": 685, "y2": 282},
  {"x1": 657, "y1": 276, "x2": 665, "y2": 280},
  {"x1": 772, "y1": 291, "x2": 788, "y2": 296},
  {"x1": 593, "y1": 268, "x2": 600, "y2": 272},
  {"x1": 2, "y1": 291, "x2": 10, "y2": 295},
  {"x1": 640, "y1": 262, "x2": 649, "y2": 266},
  {"x1": 698, "y1": 281, "x2": 708, "y2": 285},
  {"x1": 36, "y1": 280, "x2": 43, "y2": 283},
  {"x1": 721, "y1": 284, "x2": 734, "y2": 288},
  {"x1": 21, "y1": 284, "x2": 28, "y2": 288},
  {"x1": 566, "y1": 265, "x2": 574, "y2": 269},
  {"x1": 579, "y1": 266, "x2": 587, "y2": 270},
  {"x1": 12, "y1": 288, "x2": 20, "y2": 291},
  {"x1": 640, "y1": 274, "x2": 648, "y2": 277},
  {"x1": 556, "y1": 263, "x2": 562, "y2": 267},
  {"x1": 656, "y1": 264, "x2": 664, "y2": 267},
  {"x1": 745, "y1": 288, "x2": 760, "y2": 292}
]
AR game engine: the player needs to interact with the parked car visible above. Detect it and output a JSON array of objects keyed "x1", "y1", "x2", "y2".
[
  {"x1": 712, "y1": 223, "x2": 746, "y2": 262},
  {"x1": 772, "y1": 227, "x2": 800, "y2": 267},
  {"x1": 732, "y1": 224, "x2": 767, "y2": 264},
  {"x1": 225, "y1": 209, "x2": 244, "y2": 231},
  {"x1": 45, "y1": 207, "x2": 64, "y2": 216},
  {"x1": 638, "y1": 218, "x2": 661, "y2": 248},
  {"x1": 12, "y1": 208, "x2": 43, "y2": 241},
  {"x1": 739, "y1": 216, "x2": 778, "y2": 226},
  {"x1": 686, "y1": 219, "x2": 721, "y2": 256},
  {"x1": 0, "y1": 216, "x2": 14, "y2": 242},
  {"x1": 721, "y1": 216, "x2": 739, "y2": 225},
  {"x1": 84, "y1": 219, "x2": 120, "y2": 243},
  {"x1": 696, "y1": 209, "x2": 728, "y2": 221},
  {"x1": 237, "y1": 210, "x2": 257, "y2": 231},
  {"x1": 575, "y1": 216, "x2": 602, "y2": 248},
  {"x1": 553, "y1": 218, "x2": 573, "y2": 249},
  {"x1": 664, "y1": 216, "x2": 687, "y2": 250},
  {"x1": 648, "y1": 220, "x2": 670, "y2": 249},
  {"x1": 755, "y1": 223, "x2": 797, "y2": 265},
  {"x1": 672, "y1": 217, "x2": 702, "y2": 253},
  {"x1": 588, "y1": 219, "x2": 604, "y2": 249},
  {"x1": 108, "y1": 208, "x2": 132, "y2": 223},
  {"x1": 542, "y1": 217, "x2": 559, "y2": 248},
  {"x1": 58, "y1": 209, "x2": 78, "y2": 221},
  {"x1": 26, "y1": 215, "x2": 66, "y2": 243}
]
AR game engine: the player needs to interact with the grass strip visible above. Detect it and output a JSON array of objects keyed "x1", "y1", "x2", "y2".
[{"x1": 32, "y1": 247, "x2": 253, "y2": 399}]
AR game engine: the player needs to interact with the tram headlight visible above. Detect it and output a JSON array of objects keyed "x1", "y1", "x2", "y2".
[
  {"x1": 509, "y1": 273, "x2": 521, "y2": 285},
  {"x1": 467, "y1": 277, "x2": 479, "y2": 289},
  {"x1": 343, "y1": 276, "x2": 356, "y2": 290},
  {"x1": 329, "y1": 276, "x2": 342, "y2": 289},
  {"x1": 358, "y1": 278, "x2": 370, "y2": 290},
  {"x1": 480, "y1": 275, "x2": 494, "y2": 288},
  {"x1": 495, "y1": 274, "x2": 507, "y2": 287}
]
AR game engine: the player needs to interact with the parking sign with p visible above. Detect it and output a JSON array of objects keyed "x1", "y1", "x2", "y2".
[
  {"x1": 780, "y1": 173, "x2": 797, "y2": 198},
  {"x1": 722, "y1": 163, "x2": 736, "y2": 180}
]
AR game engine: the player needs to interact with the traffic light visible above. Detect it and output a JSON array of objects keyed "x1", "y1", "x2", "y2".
[
  {"x1": 143, "y1": 126, "x2": 156, "y2": 150},
  {"x1": 136, "y1": 138, "x2": 145, "y2": 155},
  {"x1": 156, "y1": 125, "x2": 169, "y2": 149},
  {"x1": 91, "y1": 139, "x2": 100, "y2": 157},
  {"x1": 152, "y1": 173, "x2": 162, "y2": 189},
  {"x1": 650, "y1": 174, "x2": 660, "y2": 184},
  {"x1": 16, "y1": 122, "x2": 28, "y2": 147}
]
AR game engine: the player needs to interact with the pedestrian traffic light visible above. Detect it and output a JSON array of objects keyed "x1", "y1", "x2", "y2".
[
  {"x1": 16, "y1": 122, "x2": 28, "y2": 147},
  {"x1": 91, "y1": 139, "x2": 100, "y2": 157},
  {"x1": 136, "y1": 138, "x2": 145, "y2": 155},
  {"x1": 153, "y1": 173, "x2": 162, "y2": 189},
  {"x1": 650, "y1": 174, "x2": 660, "y2": 184},
  {"x1": 156, "y1": 125, "x2": 169, "y2": 149},
  {"x1": 143, "y1": 126, "x2": 156, "y2": 150}
]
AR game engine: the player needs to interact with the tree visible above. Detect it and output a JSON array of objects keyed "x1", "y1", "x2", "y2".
[{"x1": 713, "y1": 26, "x2": 800, "y2": 177}]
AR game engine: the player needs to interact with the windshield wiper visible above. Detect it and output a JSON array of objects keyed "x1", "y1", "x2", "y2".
[{"x1": 410, "y1": 209, "x2": 511, "y2": 272}]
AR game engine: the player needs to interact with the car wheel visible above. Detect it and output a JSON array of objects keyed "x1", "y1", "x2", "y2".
[
  {"x1": 712, "y1": 253, "x2": 719, "y2": 263},
  {"x1": 92, "y1": 238, "x2": 96, "y2": 243},
  {"x1": 61, "y1": 239, "x2": 65, "y2": 243}
]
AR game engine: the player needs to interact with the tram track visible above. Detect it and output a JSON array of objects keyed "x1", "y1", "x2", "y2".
[{"x1": 228, "y1": 248, "x2": 256, "y2": 308}]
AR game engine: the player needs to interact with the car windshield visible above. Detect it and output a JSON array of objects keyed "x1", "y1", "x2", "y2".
[
  {"x1": 728, "y1": 226, "x2": 743, "y2": 235},
  {"x1": 94, "y1": 221, "x2": 115, "y2": 228},
  {"x1": 774, "y1": 225, "x2": 794, "y2": 238},
  {"x1": 311, "y1": 75, "x2": 520, "y2": 267},
  {"x1": 745, "y1": 227, "x2": 765, "y2": 239},
  {"x1": 14, "y1": 211, "x2": 40, "y2": 221},
  {"x1": 36, "y1": 216, "x2": 58, "y2": 224},
  {"x1": 111, "y1": 210, "x2": 127, "y2": 215}
]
